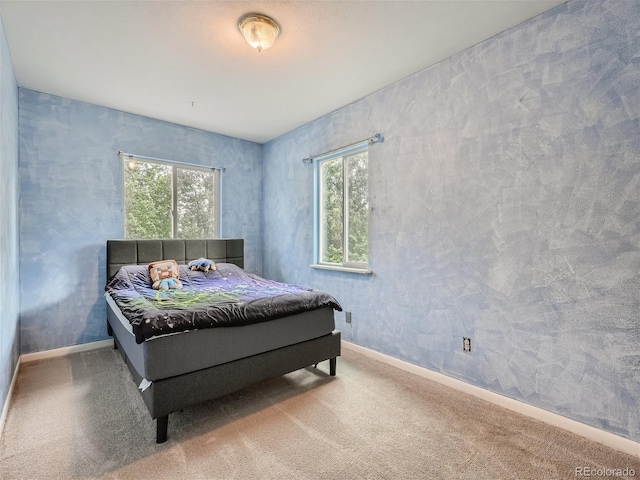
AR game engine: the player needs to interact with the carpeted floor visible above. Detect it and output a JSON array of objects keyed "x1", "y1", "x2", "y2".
[{"x1": 1, "y1": 346, "x2": 638, "y2": 480}]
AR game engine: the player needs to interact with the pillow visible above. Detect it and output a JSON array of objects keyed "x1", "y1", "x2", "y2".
[{"x1": 148, "y1": 260, "x2": 183, "y2": 290}]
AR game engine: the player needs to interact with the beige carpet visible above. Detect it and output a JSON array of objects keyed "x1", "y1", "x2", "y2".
[{"x1": 1, "y1": 346, "x2": 638, "y2": 480}]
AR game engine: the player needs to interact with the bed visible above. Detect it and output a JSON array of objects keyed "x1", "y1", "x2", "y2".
[{"x1": 105, "y1": 238, "x2": 342, "y2": 443}]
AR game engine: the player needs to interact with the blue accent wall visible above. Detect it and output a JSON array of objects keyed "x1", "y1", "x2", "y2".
[
  {"x1": 262, "y1": 0, "x2": 640, "y2": 442},
  {"x1": 0, "y1": 14, "x2": 20, "y2": 415},
  {"x1": 18, "y1": 90, "x2": 263, "y2": 353}
]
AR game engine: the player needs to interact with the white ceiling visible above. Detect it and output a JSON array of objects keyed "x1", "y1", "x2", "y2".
[{"x1": 0, "y1": 0, "x2": 565, "y2": 144}]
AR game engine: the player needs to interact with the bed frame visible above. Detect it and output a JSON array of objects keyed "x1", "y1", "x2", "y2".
[{"x1": 106, "y1": 239, "x2": 341, "y2": 443}]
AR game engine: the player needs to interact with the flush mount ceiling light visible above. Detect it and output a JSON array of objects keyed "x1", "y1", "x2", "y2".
[{"x1": 238, "y1": 13, "x2": 281, "y2": 52}]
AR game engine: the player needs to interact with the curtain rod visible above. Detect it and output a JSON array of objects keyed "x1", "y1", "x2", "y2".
[
  {"x1": 118, "y1": 151, "x2": 226, "y2": 172},
  {"x1": 302, "y1": 133, "x2": 384, "y2": 164}
]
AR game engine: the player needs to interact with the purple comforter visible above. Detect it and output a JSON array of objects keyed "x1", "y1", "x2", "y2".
[{"x1": 106, "y1": 263, "x2": 342, "y2": 343}]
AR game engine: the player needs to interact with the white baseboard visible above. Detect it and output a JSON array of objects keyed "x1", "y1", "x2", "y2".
[
  {"x1": 342, "y1": 340, "x2": 640, "y2": 459},
  {"x1": 0, "y1": 356, "x2": 21, "y2": 440},
  {"x1": 20, "y1": 339, "x2": 113, "y2": 364},
  {"x1": 4, "y1": 338, "x2": 639, "y2": 459}
]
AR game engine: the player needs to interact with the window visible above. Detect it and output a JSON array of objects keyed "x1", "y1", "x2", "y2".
[
  {"x1": 123, "y1": 158, "x2": 220, "y2": 239},
  {"x1": 315, "y1": 146, "x2": 369, "y2": 270}
]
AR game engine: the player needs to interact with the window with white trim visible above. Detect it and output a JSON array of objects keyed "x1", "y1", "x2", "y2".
[
  {"x1": 316, "y1": 146, "x2": 369, "y2": 269},
  {"x1": 123, "y1": 158, "x2": 220, "y2": 239}
]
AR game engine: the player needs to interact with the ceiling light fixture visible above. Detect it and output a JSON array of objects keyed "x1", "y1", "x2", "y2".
[{"x1": 238, "y1": 13, "x2": 280, "y2": 53}]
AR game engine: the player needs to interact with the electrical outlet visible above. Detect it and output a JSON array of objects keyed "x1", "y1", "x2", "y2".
[
  {"x1": 463, "y1": 337, "x2": 471, "y2": 353},
  {"x1": 345, "y1": 311, "x2": 352, "y2": 324}
]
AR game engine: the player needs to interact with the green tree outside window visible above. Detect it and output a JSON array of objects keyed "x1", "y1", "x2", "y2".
[
  {"x1": 123, "y1": 159, "x2": 219, "y2": 239},
  {"x1": 318, "y1": 149, "x2": 368, "y2": 266}
]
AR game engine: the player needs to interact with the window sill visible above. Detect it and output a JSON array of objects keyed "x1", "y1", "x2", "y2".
[{"x1": 310, "y1": 264, "x2": 372, "y2": 275}]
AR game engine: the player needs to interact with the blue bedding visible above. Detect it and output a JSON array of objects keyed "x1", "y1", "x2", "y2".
[{"x1": 105, "y1": 263, "x2": 342, "y2": 344}]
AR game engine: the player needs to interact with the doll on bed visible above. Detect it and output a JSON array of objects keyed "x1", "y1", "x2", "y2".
[
  {"x1": 149, "y1": 260, "x2": 183, "y2": 290},
  {"x1": 188, "y1": 257, "x2": 216, "y2": 273}
]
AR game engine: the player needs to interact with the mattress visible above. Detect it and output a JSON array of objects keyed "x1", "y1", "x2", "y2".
[{"x1": 106, "y1": 294, "x2": 336, "y2": 381}]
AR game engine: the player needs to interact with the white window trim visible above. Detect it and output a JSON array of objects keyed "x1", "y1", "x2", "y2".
[
  {"x1": 310, "y1": 263, "x2": 372, "y2": 275},
  {"x1": 313, "y1": 144, "x2": 370, "y2": 272}
]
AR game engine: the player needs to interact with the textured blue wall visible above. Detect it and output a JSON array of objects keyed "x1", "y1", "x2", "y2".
[
  {"x1": 263, "y1": 0, "x2": 640, "y2": 441},
  {"x1": 18, "y1": 90, "x2": 263, "y2": 354},
  {"x1": 0, "y1": 15, "x2": 20, "y2": 415}
]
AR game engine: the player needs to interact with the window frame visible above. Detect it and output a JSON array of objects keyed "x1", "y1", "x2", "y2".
[
  {"x1": 313, "y1": 144, "x2": 370, "y2": 273},
  {"x1": 122, "y1": 157, "x2": 220, "y2": 240}
]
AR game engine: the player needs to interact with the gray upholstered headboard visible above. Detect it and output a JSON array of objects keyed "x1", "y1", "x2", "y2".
[{"x1": 106, "y1": 239, "x2": 244, "y2": 280}]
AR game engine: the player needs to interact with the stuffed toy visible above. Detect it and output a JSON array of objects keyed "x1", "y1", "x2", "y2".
[
  {"x1": 188, "y1": 257, "x2": 216, "y2": 273},
  {"x1": 149, "y1": 260, "x2": 183, "y2": 290}
]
